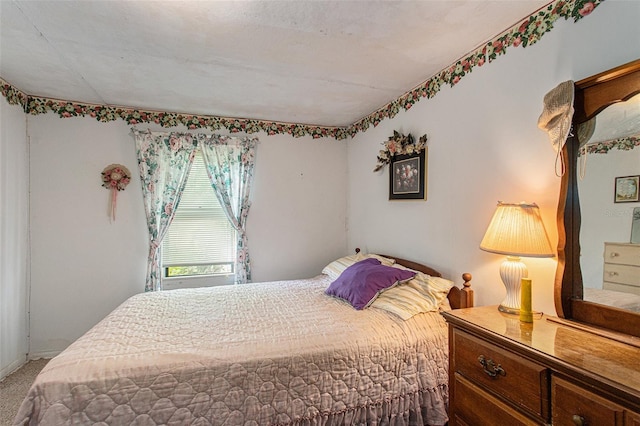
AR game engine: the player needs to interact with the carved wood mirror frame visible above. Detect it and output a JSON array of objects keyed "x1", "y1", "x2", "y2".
[{"x1": 555, "y1": 59, "x2": 640, "y2": 337}]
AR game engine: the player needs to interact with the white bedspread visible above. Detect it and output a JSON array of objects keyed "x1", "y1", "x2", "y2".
[
  {"x1": 14, "y1": 275, "x2": 450, "y2": 426},
  {"x1": 584, "y1": 287, "x2": 640, "y2": 312}
]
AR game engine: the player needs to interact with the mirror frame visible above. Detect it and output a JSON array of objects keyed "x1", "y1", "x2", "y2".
[{"x1": 555, "y1": 59, "x2": 640, "y2": 338}]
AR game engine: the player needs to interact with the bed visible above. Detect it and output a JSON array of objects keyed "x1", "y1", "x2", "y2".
[
  {"x1": 14, "y1": 251, "x2": 473, "y2": 426},
  {"x1": 583, "y1": 288, "x2": 640, "y2": 313}
]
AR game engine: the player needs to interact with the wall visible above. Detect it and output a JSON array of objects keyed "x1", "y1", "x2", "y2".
[
  {"x1": 579, "y1": 149, "x2": 640, "y2": 288},
  {"x1": 0, "y1": 98, "x2": 29, "y2": 378},
  {"x1": 10, "y1": 0, "x2": 640, "y2": 358},
  {"x1": 347, "y1": 0, "x2": 640, "y2": 316},
  {"x1": 26, "y1": 115, "x2": 348, "y2": 356}
]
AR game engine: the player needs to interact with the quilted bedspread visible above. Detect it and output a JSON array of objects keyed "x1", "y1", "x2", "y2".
[{"x1": 14, "y1": 275, "x2": 450, "y2": 426}]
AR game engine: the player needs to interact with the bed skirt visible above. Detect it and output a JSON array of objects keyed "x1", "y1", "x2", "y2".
[{"x1": 273, "y1": 385, "x2": 449, "y2": 426}]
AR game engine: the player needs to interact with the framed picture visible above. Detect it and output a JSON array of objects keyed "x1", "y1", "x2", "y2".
[
  {"x1": 632, "y1": 208, "x2": 640, "y2": 244},
  {"x1": 389, "y1": 149, "x2": 427, "y2": 200},
  {"x1": 614, "y1": 175, "x2": 639, "y2": 203}
]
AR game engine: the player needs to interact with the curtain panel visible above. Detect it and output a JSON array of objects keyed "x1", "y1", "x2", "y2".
[
  {"x1": 198, "y1": 135, "x2": 257, "y2": 284},
  {"x1": 133, "y1": 130, "x2": 197, "y2": 291},
  {"x1": 132, "y1": 129, "x2": 258, "y2": 291}
]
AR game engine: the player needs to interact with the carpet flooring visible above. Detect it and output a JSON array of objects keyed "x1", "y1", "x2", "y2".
[{"x1": 0, "y1": 359, "x2": 49, "y2": 426}]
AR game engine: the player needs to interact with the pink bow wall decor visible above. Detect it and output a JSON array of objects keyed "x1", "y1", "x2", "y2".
[{"x1": 101, "y1": 164, "x2": 131, "y2": 221}]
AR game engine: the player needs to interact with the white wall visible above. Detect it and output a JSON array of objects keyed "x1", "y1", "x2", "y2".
[
  {"x1": 9, "y1": 0, "x2": 640, "y2": 358},
  {"x1": 0, "y1": 98, "x2": 29, "y2": 378},
  {"x1": 27, "y1": 115, "x2": 348, "y2": 356},
  {"x1": 347, "y1": 0, "x2": 640, "y2": 316},
  {"x1": 249, "y1": 135, "x2": 349, "y2": 281},
  {"x1": 579, "y1": 149, "x2": 640, "y2": 288}
]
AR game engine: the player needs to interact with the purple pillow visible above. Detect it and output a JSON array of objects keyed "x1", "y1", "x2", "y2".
[{"x1": 325, "y1": 258, "x2": 416, "y2": 310}]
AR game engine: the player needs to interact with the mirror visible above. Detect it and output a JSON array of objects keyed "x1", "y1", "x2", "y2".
[
  {"x1": 555, "y1": 59, "x2": 640, "y2": 338},
  {"x1": 579, "y1": 93, "x2": 640, "y2": 306}
]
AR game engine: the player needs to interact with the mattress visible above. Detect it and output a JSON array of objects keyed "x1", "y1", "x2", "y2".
[{"x1": 14, "y1": 275, "x2": 450, "y2": 425}]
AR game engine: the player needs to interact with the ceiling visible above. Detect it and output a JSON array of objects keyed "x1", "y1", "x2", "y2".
[
  {"x1": 588, "y1": 93, "x2": 640, "y2": 144},
  {"x1": 1, "y1": 0, "x2": 550, "y2": 128}
]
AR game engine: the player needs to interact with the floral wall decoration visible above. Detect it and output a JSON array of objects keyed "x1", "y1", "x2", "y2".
[
  {"x1": 0, "y1": 0, "x2": 604, "y2": 140},
  {"x1": 374, "y1": 130, "x2": 428, "y2": 172},
  {"x1": 582, "y1": 134, "x2": 640, "y2": 155},
  {"x1": 101, "y1": 164, "x2": 131, "y2": 222}
]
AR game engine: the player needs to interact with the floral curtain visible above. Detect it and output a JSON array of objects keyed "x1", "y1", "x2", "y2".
[
  {"x1": 133, "y1": 129, "x2": 197, "y2": 291},
  {"x1": 199, "y1": 135, "x2": 258, "y2": 284},
  {"x1": 133, "y1": 129, "x2": 258, "y2": 290}
]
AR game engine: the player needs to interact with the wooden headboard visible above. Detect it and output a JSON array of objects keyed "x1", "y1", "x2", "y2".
[{"x1": 355, "y1": 248, "x2": 474, "y2": 310}]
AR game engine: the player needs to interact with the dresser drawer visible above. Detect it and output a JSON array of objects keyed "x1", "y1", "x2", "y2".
[
  {"x1": 552, "y1": 375, "x2": 624, "y2": 426},
  {"x1": 453, "y1": 373, "x2": 542, "y2": 426},
  {"x1": 603, "y1": 263, "x2": 640, "y2": 287},
  {"x1": 604, "y1": 243, "x2": 640, "y2": 267},
  {"x1": 451, "y1": 329, "x2": 550, "y2": 420}
]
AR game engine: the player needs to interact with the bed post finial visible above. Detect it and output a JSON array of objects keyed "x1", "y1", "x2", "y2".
[
  {"x1": 460, "y1": 273, "x2": 474, "y2": 308},
  {"x1": 462, "y1": 273, "x2": 472, "y2": 287}
]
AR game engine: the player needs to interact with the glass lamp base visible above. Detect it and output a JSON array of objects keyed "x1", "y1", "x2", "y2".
[
  {"x1": 498, "y1": 305, "x2": 544, "y2": 319},
  {"x1": 498, "y1": 304, "x2": 520, "y2": 315}
]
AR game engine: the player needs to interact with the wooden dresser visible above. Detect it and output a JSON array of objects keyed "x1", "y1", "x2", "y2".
[
  {"x1": 603, "y1": 243, "x2": 640, "y2": 296},
  {"x1": 442, "y1": 306, "x2": 640, "y2": 426}
]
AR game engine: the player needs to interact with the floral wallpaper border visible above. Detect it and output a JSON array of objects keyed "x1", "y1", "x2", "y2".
[
  {"x1": 346, "y1": 0, "x2": 604, "y2": 137},
  {"x1": 582, "y1": 135, "x2": 640, "y2": 155},
  {"x1": 0, "y1": 82, "x2": 349, "y2": 140},
  {"x1": 0, "y1": 0, "x2": 604, "y2": 140}
]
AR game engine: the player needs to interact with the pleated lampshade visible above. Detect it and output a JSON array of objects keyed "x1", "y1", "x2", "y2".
[{"x1": 480, "y1": 202, "x2": 554, "y2": 258}]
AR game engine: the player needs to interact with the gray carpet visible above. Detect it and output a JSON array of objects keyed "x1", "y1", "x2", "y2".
[{"x1": 0, "y1": 359, "x2": 49, "y2": 426}]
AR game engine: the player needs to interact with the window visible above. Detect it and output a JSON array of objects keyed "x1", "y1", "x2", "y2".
[{"x1": 162, "y1": 150, "x2": 236, "y2": 278}]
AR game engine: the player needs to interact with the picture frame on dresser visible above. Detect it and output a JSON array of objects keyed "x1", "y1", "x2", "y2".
[
  {"x1": 389, "y1": 149, "x2": 428, "y2": 200},
  {"x1": 632, "y1": 207, "x2": 640, "y2": 244}
]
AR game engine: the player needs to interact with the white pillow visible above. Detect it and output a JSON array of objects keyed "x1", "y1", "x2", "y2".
[
  {"x1": 322, "y1": 253, "x2": 395, "y2": 281},
  {"x1": 370, "y1": 271, "x2": 454, "y2": 320}
]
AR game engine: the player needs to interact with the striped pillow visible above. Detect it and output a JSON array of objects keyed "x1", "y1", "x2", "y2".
[
  {"x1": 371, "y1": 272, "x2": 454, "y2": 320},
  {"x1": 322, "y1": 253, "x2": 395, "y2": 281}
]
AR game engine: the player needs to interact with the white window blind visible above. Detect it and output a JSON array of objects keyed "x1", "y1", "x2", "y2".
[{"x1": 162, "y1": 151, "x2": 236, "y2": 271}]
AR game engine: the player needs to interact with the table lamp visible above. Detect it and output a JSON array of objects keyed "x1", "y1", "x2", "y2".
[{"x1": 480, "y1": 202, "x2": 554, "y2": 314}]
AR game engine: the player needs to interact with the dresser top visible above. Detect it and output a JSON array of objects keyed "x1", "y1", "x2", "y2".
[
  {"x1": 443, "y1": 306, "x2": 640, "y2": 403},
  {"x1": 605, "y1": 242, "x2": 640, "y2": 247}
]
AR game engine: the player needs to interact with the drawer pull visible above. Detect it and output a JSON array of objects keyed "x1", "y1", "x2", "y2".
[
  {"x1": 477, "y1": 355, "x2": 506, "y2": 378},
  {"x1": 610, "y1": 252, "x2": 620, "y2": 258},
  {"x1": 572, "y1": 414, "x2": 585, "y2": 426},
  {"x1": 607, "y1": 271, "x2": 619, "y2": 277}
]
